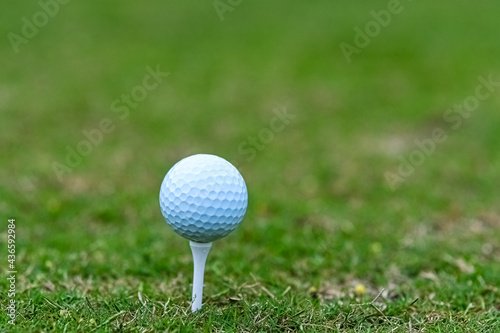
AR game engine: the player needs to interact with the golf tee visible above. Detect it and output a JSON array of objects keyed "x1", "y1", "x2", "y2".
[{"x1": 189, "y1": 241, "x2": 212, "y2": 312}]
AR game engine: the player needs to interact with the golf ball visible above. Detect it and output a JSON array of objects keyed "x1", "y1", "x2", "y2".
[{"x1": 159, "y1": 154, "x2": 248, "y2": 243}]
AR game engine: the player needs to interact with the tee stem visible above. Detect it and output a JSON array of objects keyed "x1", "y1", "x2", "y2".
[{"x1": 189, "y1": 241, "x2": 212, "y2": 312}]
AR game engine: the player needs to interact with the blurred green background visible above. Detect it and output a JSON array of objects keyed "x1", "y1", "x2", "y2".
[{"x1": 1, "y1": 0, "x2": 499, "y2": 331}]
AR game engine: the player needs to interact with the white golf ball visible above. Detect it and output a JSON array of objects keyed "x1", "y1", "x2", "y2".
[{"x1": 159, "y1": 154, "x2": 248, "y2": 243}]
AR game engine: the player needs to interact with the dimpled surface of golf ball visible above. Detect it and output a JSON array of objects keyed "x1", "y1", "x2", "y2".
[{"x1": 159, "y1": 154, "x2": 248, "y2": 243}]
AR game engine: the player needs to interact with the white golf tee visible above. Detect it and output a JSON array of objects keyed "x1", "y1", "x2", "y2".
[{"x1": 189, "y1": 241, "x2": 212, "y2": 312}]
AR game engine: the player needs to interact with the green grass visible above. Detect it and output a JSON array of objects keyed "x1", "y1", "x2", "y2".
[{"x1": 1, "y1": 0, "x2": 500, "y2": 331}]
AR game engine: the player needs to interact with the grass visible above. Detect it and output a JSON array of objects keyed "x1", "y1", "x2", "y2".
[{"x1": 1, "y1": 0, "x2": 500, "y2": 331}]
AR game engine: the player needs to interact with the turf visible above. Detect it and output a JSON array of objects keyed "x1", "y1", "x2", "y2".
[{"x1": 1, "y1": 0, "x2": 500, "y2": 331}]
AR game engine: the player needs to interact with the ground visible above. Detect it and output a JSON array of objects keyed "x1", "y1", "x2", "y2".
[{"x1": 1, "y1": 0, "x2": 499, "y2": 332}]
